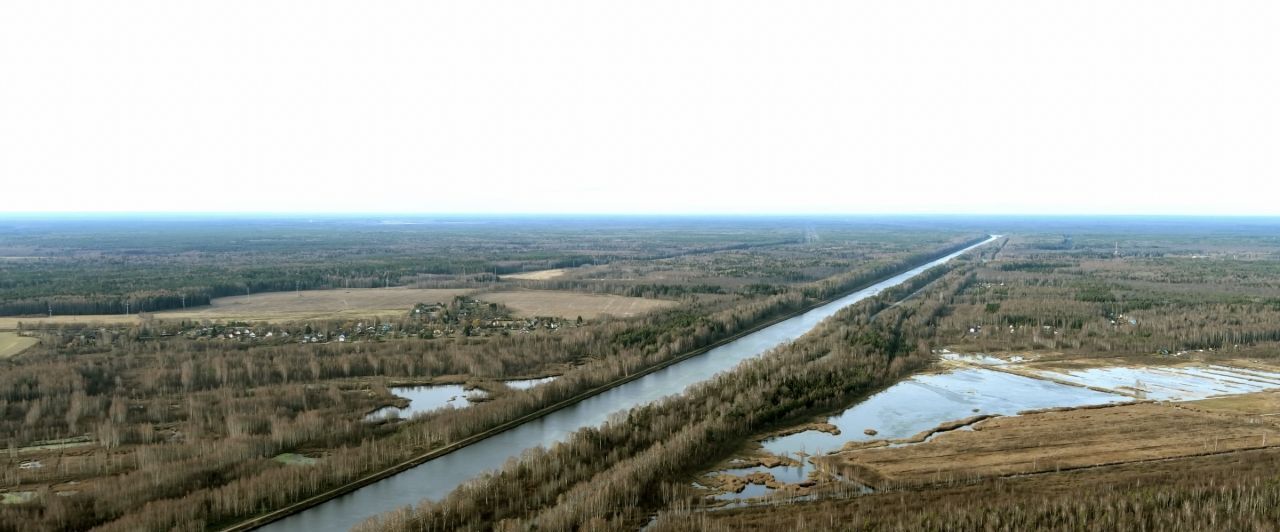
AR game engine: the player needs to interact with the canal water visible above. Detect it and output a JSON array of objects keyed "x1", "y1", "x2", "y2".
[{"x1": 262, "y1": 236, "x2": 997, "y2": 531}]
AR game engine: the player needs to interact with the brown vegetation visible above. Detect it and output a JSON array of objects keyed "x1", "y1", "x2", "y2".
[
  {"x1": 819, "y1": 399, "x2": 1279, "y2": 488},
  {"x1": 0, "y1": 332, "x2": 38, "y2": 358},
  {"x1": 650, "y1": 228, "x2": 1280, "y2": 532},
  {"x1": 156, "y1": 287, "x2": 475, "y2": 322},
  {"x1": 477, "y1": 289, "x2": 678, "y2": 319},
  {"x1": 502, "y1": 268, "x2": 570, "y2": 281},
  {"x1": 1, "y1": 288, "x2": 474, "y2": 329},
  {"x1": 652, "y1": 447, "x2": 1280, "y2": 531},
  {"x1": 0, "y1": 233, "x2": 987, "y2": 531},
  {"x1": 358, "y1": 254, "x2": 981, "y2": 532}
]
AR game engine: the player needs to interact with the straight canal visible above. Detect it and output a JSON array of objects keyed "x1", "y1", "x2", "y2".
[{"x1": 260, "y1": 236, "x2": 999, "y2": 531}]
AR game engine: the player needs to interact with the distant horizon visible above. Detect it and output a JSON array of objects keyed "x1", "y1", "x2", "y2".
[{"x1": 6, "y1": 211, "x2": 1280, "y2": 220}]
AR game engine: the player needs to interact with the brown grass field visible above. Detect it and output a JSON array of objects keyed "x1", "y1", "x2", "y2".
[
  {"x1": 0, "y1": 314, "x2": 142, "y2": 330},
  {"x1": 477, "y1": 289, "x2": 678, "y2": 319},
  {"x1": 820, "y1": 398, "x2": 1280, "y2": 488},
  {"x1": 1188, "y1": 390, "x2": 1280, "y2": 416},
  {"x1": 0, "y1": 288, "x2": 475, "y2": 329},
  {"x1": 503, "y1": 268, "x2": 570, "y2": 280},
  {"x1": 0, "y1": 332, "x2": 39, "y2": 358},
  {"x1": 159, "y1": 287, "x2": 474, "y2": 321}
]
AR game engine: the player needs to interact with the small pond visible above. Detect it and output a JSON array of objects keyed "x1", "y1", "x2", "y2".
[
  {"x1": 365, "y1": 376, "x2": 560, "y2": 422},
  {"x1": 364, "y1": 385, "x2": 489, "y2": 422}
]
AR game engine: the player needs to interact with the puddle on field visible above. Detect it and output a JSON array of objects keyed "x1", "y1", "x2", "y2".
[
  {"x1": 504, "y1": 376, "x2": 558, "y2": 390},
  {"x1": 365, "y1": 385, "x2": 490, "y2": 422},
  {"x1": 1027, "y1": 365, "x2": 1280, "y2": 401},
  {"x1": 762, "y1": 368, "x2": 1127, "y2": 457}
]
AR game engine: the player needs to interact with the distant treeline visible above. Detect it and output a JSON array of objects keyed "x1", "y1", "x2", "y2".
[
  {"x1": 0, "y1": 230, "x2": 805, "y2": 316},
  {"x1": 0, "y1": 257, "x2": 546, "y2": 316}
]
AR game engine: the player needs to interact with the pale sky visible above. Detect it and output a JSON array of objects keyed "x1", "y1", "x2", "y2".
[{"x1": 2, "y1": 2, "x2": 1277, "y2": 215}]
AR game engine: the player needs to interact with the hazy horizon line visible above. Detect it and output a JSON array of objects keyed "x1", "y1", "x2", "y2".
[{"x1": 5, "y1": 211, "x2": 1280, "y2": 220}]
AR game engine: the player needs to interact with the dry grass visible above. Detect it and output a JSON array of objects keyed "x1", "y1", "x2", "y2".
[
  {"x1": 820, "y1": 401, "x2": 1280, "y2": 488},
  {"x1": 1187, "y1": 390, "x2": 1280, "y2": 416},
  {"x1": 477, "y1": 290, "x2": 678, "y2": 319},
  {"x1": 0, "y1": 315, "x2": 140, "y2": 330},
  {"x1": 0, "y1": 288, "x2": 475, "y2": 328},
  {"x1": 658, "y1": 447, "x2": 1280, "y2": 531},
  {"x1": 503, "y1": 268, "x2": 570, "y2": 280},
  {"x1": 0, "y1": 332, "x2": 39, "y2": 358},
  {"x1": 156, "y1": 287, "x2": 474, "y2": 322}
]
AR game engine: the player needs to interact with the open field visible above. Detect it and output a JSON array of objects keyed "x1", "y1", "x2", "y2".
[
  {"x1": 477, "y1": 289, "x2": 678, "y2": 319},
  {"x1": 0, "y1": 315, "x2": 141, "y2": 330},
  {"x1": 0, "y1": 288, "x2": 474, "y2": 329},
  {"x1": 820, "y1": 399, "x2": 1280, "y2": 488},
  {"x1": 0, "y1": 332, "x2": 38, "y2": 357},
  {"x1": 503, "y1": 268, "x2": 570, "y2": 280},
  {"x1": 152, "y1": 287, "x2": 473, "y2": 322},
  {"x1": 1190, "y1": 390, "x2": 1280, "y2": 416}
]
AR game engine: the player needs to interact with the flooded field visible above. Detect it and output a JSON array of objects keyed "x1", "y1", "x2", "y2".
[
  {"x1": 1026, "y1": 365, "x2": 1280, "y2": 401},
  {"x1": 822, "y1": 400, "x2": 1280, "y2": 488},
  {"x1": 709, "y1": 354, "x2": 1280, "y2": 502},
  {"x1": 761, "y1": 368, "x2": 1127, "y2": 457}
]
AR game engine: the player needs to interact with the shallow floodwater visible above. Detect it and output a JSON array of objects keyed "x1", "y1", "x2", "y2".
[
  {"x1": 762, "y1": 368, "x2": 1127, "y2": 457},
  {"x1": 262, "y1": 236, "x2": 997, "y2": 532},
  {"x1": 1029, "y1": 364, "x2": 1280, "y2": 401},
  {"x1": 504, "y1": 376, "x2": 558, "y2": 390},
  {"x1": 711, "y1": 464, "x2": 812, "y2": 501},
  {"x1": 363, "y1": 385, "x2": 488, "y2": 422},
  {"x1": 365, "y1": 378, "x2": 558, "y2": 422},
  {"x1": 716, "y1": 361, "x2": 1280, "y2": 500}
]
